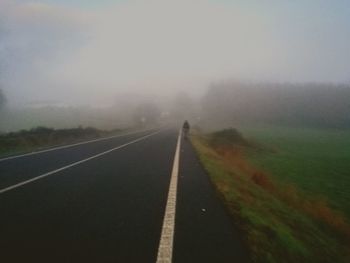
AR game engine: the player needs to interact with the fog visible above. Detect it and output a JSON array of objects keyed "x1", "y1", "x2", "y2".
[{"x1": 1, "y1": 0, "x2": 350, "y2": 131}]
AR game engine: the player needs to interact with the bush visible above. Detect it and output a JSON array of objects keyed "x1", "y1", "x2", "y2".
[{"x1": 209, "y1": 128, "x2": 250, "y2": 148}]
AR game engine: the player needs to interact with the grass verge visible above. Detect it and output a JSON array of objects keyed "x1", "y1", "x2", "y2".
[
  {"x1": 0, "y1": 126, "x2": 122, "y2": 158},
  {"x1": 191, "y1": 129, "x2": 350, "y2": 263}
]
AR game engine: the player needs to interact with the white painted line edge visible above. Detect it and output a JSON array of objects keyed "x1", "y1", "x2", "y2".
[
  {"x1": 0, "y1": 130, "x2": 162, "y2": 195},
  {"x1": 156, "y1": 129, "x2": 182, "y2": 263},
  {"x1": 0, "y1": 128, "x2": 158, "y2": 162}
]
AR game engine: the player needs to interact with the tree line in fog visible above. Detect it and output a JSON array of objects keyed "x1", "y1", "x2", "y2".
[{"x1": 200, "y1": 82, "x2": 350, "y2": 128}]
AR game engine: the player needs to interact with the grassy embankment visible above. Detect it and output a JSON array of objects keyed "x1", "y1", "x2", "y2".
[
  {"x1": 0, "y1": 126, "x2": 121, "y2": 158},
  {"x1": 241, "y1": 126, "x2": 350, "y2": 218},
  {"x1": 191, "y1": 128, "x2": 350, "y2": 263}
]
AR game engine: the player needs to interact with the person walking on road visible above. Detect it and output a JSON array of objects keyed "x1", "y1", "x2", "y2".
[{"x1": 182, "y1": 120, "x2": 190, "y2": 139}]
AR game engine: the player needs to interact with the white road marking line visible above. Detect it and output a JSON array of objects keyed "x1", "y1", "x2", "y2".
[
  {"x1": 156, "y1": 130, "x2": 182, "y2": 263},
  {"x1": 0, "y1": 128, "x2": 157, "y2": 162},
  {"x1": 0, "y1": 130, "x2": 162, "y2": 194}
]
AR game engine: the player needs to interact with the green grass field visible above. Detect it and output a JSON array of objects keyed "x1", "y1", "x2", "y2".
[
  {"x1": 191, "y1": 128, "x2": 350, "y2": 263},
  {"x1": 240, "y1": 126, "x2": 350, "y2": 218}
]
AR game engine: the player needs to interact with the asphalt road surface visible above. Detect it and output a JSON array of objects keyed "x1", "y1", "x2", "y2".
[{"x1": 0, "y1": 127, "x2": 248, "y2": 263}]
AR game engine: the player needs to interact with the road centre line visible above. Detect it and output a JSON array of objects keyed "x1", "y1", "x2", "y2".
[
  {"x1": 156, "y1": 130, "x2": 182, "y2": 263},
  {"x1": 0, "y1": 130, "x2": 162, "y2": 195},
  {"x1": 0, "y1": 128, "x2": 158, "y2": 162}
]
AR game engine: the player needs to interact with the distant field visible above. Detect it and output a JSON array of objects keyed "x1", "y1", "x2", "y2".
[{"x1": 241, "y1": 126, "x2": 350, "y2": 218}]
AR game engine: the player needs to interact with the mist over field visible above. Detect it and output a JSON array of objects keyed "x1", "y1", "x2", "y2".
[
  {"x1": 1, "y1": 2, "x2": 350, "y2": 262},
  {"x1": 200, "y1": 82, "x2": 350, "y2": 129},
  {"x1": 0, "y1": 0, "x2": 350, "y2": 131}
]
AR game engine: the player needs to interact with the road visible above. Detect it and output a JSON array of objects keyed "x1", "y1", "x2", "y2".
[{"x1": 0, "y1": 127, "x2": 248, "y2": 263}]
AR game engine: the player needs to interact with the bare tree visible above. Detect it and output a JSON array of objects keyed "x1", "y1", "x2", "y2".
[
  {"x1": 0, "y1": 88, "x2": 6, "y2": 109},
  {"x1": 171, "y1": 91, "x2": 196, "y2": 121}
]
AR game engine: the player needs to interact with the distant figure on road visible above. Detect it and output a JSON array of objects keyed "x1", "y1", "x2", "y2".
[{"x1": 182, "y1": 120, "x2": 190, "y2": 139}]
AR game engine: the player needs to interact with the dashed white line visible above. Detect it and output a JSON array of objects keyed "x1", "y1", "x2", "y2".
[
  {"x1": 156, "y1": 130, "x2": 182, "y2": 263},
  {"x1": 0, "y1": 128, "x2": 157, "y2": 162},
  {"x1": 0, "y1": 130, "x2": 161, "y2": 194}
]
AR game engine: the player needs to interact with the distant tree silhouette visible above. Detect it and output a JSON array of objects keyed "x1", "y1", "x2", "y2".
[
  {"x1": 201, "y1": 82, "x2": 350, "y2": 128},
  {"x1": 0, "y1": 88, "x2": 6, "y2": 109},
  {"x1": 133, "y1": 103, "x2": 161, "y2": 126},
  {"x1": 171, "y1": 91, "x2": 196, "y2": 121}
]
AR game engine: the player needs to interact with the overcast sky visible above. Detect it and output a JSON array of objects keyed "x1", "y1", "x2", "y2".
[{"x1": 1, "y1": 0, "x2": 350, "y2": 106}]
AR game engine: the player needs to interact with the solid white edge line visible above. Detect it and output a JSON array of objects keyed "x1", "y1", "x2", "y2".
[
  {"x1": 156, "y1": 129, "x2": 182, "y2": 263},
  {"x1": 0, "y1": 130, "x2": 162, "y2": 194},
  {"x1": 0, "y1": 128, "x2": 158, "y2": 162}
]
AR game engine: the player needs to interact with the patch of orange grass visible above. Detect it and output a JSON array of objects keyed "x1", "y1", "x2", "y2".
[
  {"x1": 302, "y1": 199, "x2": 350, "y2": 236},
  {"x1": 212, "y1": 144, "x2": 350, "y2": 237},
  {"x1": 214, "y1": 145, "x2": 275, "y2": 190},
  {"x1": 216, "y1": 181, "x2": 231, "y2": 194}
]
